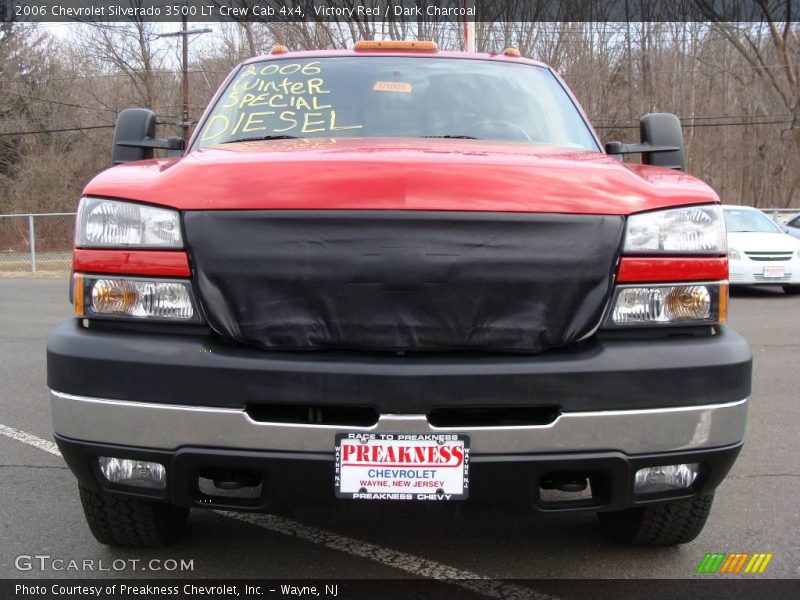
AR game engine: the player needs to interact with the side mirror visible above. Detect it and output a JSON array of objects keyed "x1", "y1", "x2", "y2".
[
  {"x1": 112, "y1": 108, "x2": 185, "y2": 165},
  {"x1": 639, "y1": 113, "x2": 685, "y2": 171},
  {"x1": 605, "y1": 112, "x2": 686, "y2": 171}
]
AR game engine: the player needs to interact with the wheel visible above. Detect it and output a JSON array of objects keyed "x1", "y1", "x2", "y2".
[
  {"x1": 783, "y1": 286, "x2": 800, "y2": 295},
  {"x1": 79, "y1": 484, "x2": 189, "y2": 547},
  {"x1": 598, "y1": 494, "x2": 714, "y2": 546}
]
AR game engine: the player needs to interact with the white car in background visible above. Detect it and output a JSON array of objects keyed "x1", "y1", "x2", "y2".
[
  {"x1": 723, "y1": 205, "x2": 800, "y2": 295},
  {"x1": 783, "y1": 213, "x2": 800, "y2": 240}
]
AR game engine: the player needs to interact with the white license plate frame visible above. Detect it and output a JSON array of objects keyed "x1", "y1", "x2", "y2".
[{"x1": 334, "y1": 433, "x2": 470, "y2": 501}]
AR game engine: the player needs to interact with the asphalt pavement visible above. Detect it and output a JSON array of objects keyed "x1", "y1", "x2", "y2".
[{"x1": 0, "y1": 278, "x2": 798, "y2": 596}]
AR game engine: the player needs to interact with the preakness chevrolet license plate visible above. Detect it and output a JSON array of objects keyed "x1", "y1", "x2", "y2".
[{"x1": 335, "y1": 433, "x2": 470, "y2": 500}]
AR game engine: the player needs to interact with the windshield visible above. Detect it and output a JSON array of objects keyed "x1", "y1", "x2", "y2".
[
  {"x1": 723, "y1": 209, "x2": 782, "y2": 233},
  {"x1": 194, "y1": 56, "x2": 598, "y2": 150}
]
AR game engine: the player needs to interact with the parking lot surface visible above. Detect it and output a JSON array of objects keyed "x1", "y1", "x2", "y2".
[{"x1": 1, "y1": 278, "x2": 798, "y2": 592}]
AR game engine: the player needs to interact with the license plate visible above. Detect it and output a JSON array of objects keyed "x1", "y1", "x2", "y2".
[
  {"x1": 335, "y1": 433, "x2": 469, "y2": 501},
  {"x1": 763, "y1": 266, "x2": 785, "y2": 278}
]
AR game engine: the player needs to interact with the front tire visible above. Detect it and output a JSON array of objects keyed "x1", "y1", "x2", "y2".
[
  {"x1": 598, "y1": 494, "x2": 714, "y2": 546},
  {"x1": 79, "y1": 485, "x2": 189, "y2": 547},
  {"x1": 783, "y1": 285, "x2": 800, "y2": 295}
]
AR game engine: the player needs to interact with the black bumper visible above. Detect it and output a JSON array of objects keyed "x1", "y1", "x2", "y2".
[
  {"x1": 47, "y1": 321, "x2": 752, "y2": 413},
  {"x1": 55, "y1": 434, "x2": 742, "y2": 513}
]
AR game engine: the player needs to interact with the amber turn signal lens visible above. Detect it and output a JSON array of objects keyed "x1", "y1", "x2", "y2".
[
  {"x1": 73, "y1": 273, "x2": 85, "y2": 318},
  {"x1": 92, "y1": 279, "x2": 141, "y2": 315},
  {"x1": 664, "y1": 285, "x2": 712, "y2": 321},
  {"x1": 718, "y1": 282, "x2": 728, "y2": 323}
]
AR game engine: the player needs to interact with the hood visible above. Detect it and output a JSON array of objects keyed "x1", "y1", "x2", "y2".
[
  {"x1": 83, "y1": 138, "x2": 719, "y2": 215},
  {"x1": 728, "y1": 231, "x2": 800, "y2": 253}
]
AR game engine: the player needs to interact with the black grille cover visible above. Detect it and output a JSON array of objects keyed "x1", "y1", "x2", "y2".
[{"x1": 184, "y1": 211, "x2": 623, "y2": 352}]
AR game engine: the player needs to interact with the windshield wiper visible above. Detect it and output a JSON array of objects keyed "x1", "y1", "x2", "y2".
[
  {"x1": 420, "y1": 135, "x2": 481, "y2": 139},
  {"x1": 219, "y1": 135, "x2": 299, "y2": 144}
]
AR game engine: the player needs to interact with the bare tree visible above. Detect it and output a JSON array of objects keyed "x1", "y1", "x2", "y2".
[
  {"x1": 695, "y1": 0, "x2": 800, "y2": 204},
  {"x1": 75, "y1": 15, "x2": 167, "y2": 109},
  {"x1": 2, "y1": 16, "x2": 800, "y2": 212}
]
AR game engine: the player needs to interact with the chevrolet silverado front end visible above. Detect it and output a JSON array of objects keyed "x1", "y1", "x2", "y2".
[{"x1": 47, "y1": 44, "x2": 751, "y2": 547}]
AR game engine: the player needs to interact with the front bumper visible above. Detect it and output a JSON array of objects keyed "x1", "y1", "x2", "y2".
[
  {"x1": 47, "y1": 321, "x2": 752, "y2": 412},
  {"x1": 48, "y1": 320, "x2": 751, "y2": 512},
  {"x1": 728, "y1": 258, "x2": 800, "y2": 285},
  {"x1": 51, "y1": 390, "x2": 747, "y2": 456},
  {"x1": 51, "y1": 391, "x2": 747, "y2": 512},
  {"x1": 55, "y1": 432, "x2": 743, "y2": 513}
]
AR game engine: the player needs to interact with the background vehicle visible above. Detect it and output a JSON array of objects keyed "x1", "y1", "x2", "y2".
[
  {"x1": 783, "y1": 214, "x2": 800, "y2": 240},
  {"x1": 724, "y1": 205, "x2": 800, "y2": 294},
  {"x1": 47, "y1": 43, "x2": 751, "y2": 548}
]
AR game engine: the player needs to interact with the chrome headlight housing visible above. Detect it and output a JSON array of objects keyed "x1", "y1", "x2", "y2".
[
  {"x1": 624, "y1": 205, "x2": 725, "y2": 254},
  {"x1": 76, "y1": 197, "x2": 182, "y2": 248}
]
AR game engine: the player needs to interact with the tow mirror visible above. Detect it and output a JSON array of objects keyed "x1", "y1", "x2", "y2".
[
  {"x1": 605, "y1": 112, "x2": 686, "y2": 171},
  {"x1": 112, "y1": 108, "x2": 184, "y2": 165}
]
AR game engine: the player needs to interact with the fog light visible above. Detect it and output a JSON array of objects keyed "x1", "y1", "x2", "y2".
[
  {"x1": 634, "y1": 463, "x2": 699, "y2": 494},
  {"x1": 98, "y1": 456, "x2": 166, "y2": 489}
]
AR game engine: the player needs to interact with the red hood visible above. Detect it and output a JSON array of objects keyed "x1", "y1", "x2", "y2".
[{"x1": 83, "y1": 138, "x2": 718, "y2": 215}]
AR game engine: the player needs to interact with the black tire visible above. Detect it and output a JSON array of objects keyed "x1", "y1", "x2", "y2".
[
  {"x1": 598, "y1": 494, "x2": 714, "y2": 546},
  {"x1": 783, "y1": 286, "x2": 800, "y2": 295},
  {"x1": 79, "y1": 485, "x2": 189, "y2": 547}
]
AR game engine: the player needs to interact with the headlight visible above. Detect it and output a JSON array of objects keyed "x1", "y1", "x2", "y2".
[
  {"x1": 728, "y1": 248, "x2": 741, "y2": 260},
  {"x1": 74, "y1": 274, "x2": 200, "y2": 321},
  {"x1": 606, "y1": 282, "x2": 727, "y2": 327},
  {"x1": 624, "y1": 205, "x2": 725, "y2": 254},
  {"x1": 76, "y1": 197, "x2": 182, "y2": 248}
]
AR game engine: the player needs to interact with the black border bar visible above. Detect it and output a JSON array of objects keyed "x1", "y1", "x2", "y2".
[{"x1": 4, "y1": 1, "x2": 800, "y2": 24}]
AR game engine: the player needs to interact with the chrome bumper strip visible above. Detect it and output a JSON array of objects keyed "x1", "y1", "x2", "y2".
[{"x1": 50, "y1": 390, "x2": 747, "y2": 455}]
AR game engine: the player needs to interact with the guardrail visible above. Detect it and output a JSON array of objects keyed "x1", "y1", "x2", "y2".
[{"x1": 1, "y1": 208, "x2": 799, "y2": 274}]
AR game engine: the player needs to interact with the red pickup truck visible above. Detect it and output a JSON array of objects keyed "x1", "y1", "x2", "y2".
[{"x1": 47, "y1": 42, "x2": 751, "y2": 547}]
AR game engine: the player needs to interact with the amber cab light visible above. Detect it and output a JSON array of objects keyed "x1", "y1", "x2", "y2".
[{"x1": 354, "y1": 40, "x2": 438, "y2": 51}]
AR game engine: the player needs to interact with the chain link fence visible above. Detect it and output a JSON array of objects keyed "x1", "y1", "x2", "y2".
[
  {"x1": 0, "y1": 213, "x2": 76, "y2": 274},
  {"x1": 0, "y1": 208, "x2": 799, "y2": 275}
]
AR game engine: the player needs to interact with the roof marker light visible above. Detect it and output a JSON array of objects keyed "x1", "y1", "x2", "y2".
[
  {"x1": 354, "y1": 40, "x2": 438, "y2": 52},
  {"x1": 503, "y1": 47, "x2": 521, "y2": 57},
  {"x1": 270, "y1": 45, "x2": 289, "y2": 54}
]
